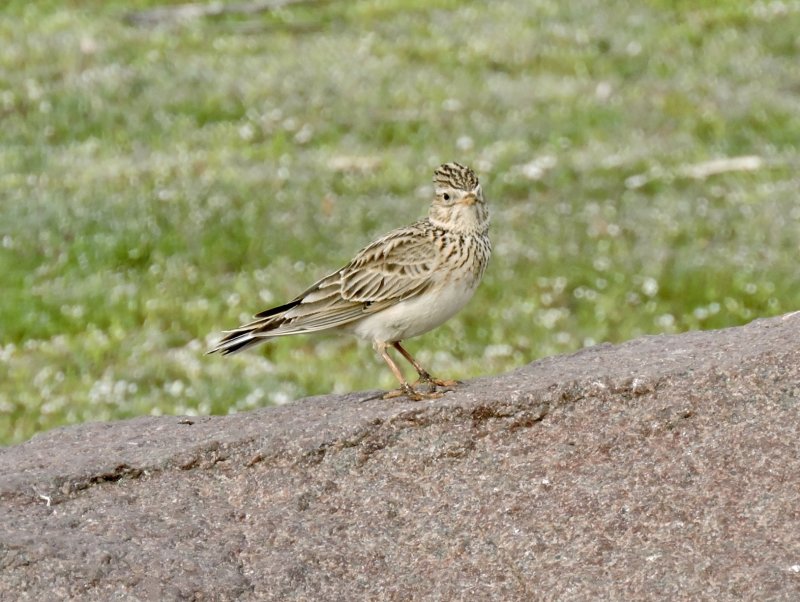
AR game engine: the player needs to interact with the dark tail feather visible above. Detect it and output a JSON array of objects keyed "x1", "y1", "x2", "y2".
[
  {"x1": 208, "y1": 299, "x2": 301, "y2": 356},
  {"x1": 218, "y1": 335, "x2": 262, "y2": 355},
  {"x1": 255, "y1": 299, "x2": 301, "y2": 319},
  {"x1": 207, "y1": 329, "x2": 265, "y2": 356}
]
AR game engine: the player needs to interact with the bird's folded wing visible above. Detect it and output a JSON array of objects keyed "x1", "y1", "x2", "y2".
[
  {"x1": 233, "y1": 224, "x2": 441, "y2": 338},
  {"x1": 339, "y1": 224, "x2": 440, "y2": 303}
]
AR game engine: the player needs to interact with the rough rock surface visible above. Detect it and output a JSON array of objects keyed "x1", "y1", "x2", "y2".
[{"x1": 2, "y1": 313, "x2": 800, "y2": 600}]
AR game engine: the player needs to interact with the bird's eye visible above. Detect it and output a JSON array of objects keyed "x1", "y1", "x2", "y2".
[{"x1": 442, "y1": 193, "x2": 450, "y2": 201}]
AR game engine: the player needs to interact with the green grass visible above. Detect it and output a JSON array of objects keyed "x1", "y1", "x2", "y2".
[{"x1": 1, "y1": 0, "x2": 799, "y2": 445}]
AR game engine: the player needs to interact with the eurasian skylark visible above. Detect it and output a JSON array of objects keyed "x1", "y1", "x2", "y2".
[{"x1": 208, "y1": 162, "x2": 491, "y2": 400}]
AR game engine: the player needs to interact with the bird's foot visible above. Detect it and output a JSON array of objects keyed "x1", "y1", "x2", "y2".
[
  {"x1": 382, "y1": 383, "x2": 444, "y2": 402},
  {"x1": 414, "y1": 371, "x2": 461, "y2": 389}
]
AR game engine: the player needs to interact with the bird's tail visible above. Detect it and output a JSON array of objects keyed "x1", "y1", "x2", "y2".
[
  {"x1": 206, "y1": 331, "x2": 264, "y2": 355},
  {"x1": 207, "y1": 299, "x2": 302, "y2": 356}
]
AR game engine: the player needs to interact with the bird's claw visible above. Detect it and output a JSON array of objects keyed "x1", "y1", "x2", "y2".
[
  {"x1": 382, "y1": 383, "x2": 447, "y2": 402},
  {"x1": 419, "y1": 378, "x2": 460, "y2": 388},
  {"x1": 382, "y1": 386, "x2": 416, "y2": 401},
  {"x1": 412, "y1": 372, "x2": 461, "y2": 389}
]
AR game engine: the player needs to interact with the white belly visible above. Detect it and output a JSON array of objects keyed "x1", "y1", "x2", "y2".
[{"x1": 349, "y1": 278, "x2": 479, "y2": 343}]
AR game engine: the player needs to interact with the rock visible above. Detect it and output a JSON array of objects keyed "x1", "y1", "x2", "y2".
[{"x1": 2, "y1": 313, "x2": 800, "y2": 600}]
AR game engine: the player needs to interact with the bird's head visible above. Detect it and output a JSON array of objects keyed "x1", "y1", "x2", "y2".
[{"x1": 429, "y1": 162, "x2": 489, "y2": 234}]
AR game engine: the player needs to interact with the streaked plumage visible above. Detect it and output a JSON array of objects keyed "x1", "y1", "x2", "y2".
[{"x1": 208, "y1": 162, "x2": 491, "y2": 400}]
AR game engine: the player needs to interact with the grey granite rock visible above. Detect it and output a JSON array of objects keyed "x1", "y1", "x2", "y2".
[{"x1": 2, "y1": 313, "x2": 799, "y2": 600}]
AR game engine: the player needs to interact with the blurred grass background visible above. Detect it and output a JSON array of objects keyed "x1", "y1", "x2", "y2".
[{"x1": 1, "y1": 0, "x2": 799, "y2": 445}]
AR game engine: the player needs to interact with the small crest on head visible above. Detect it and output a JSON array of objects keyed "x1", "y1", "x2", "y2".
[{"x1": 433, "y1": 162, "x2": 479, "y2": 192}]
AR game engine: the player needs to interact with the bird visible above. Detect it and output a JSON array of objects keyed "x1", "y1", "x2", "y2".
[{"x1": 208, "y1": 162, "x2": 491, "y2": 401}]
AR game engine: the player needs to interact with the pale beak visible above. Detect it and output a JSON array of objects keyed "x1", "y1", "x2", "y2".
[{"x1": 458, "y1": 193, "x2": 477, "y2": 206}]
